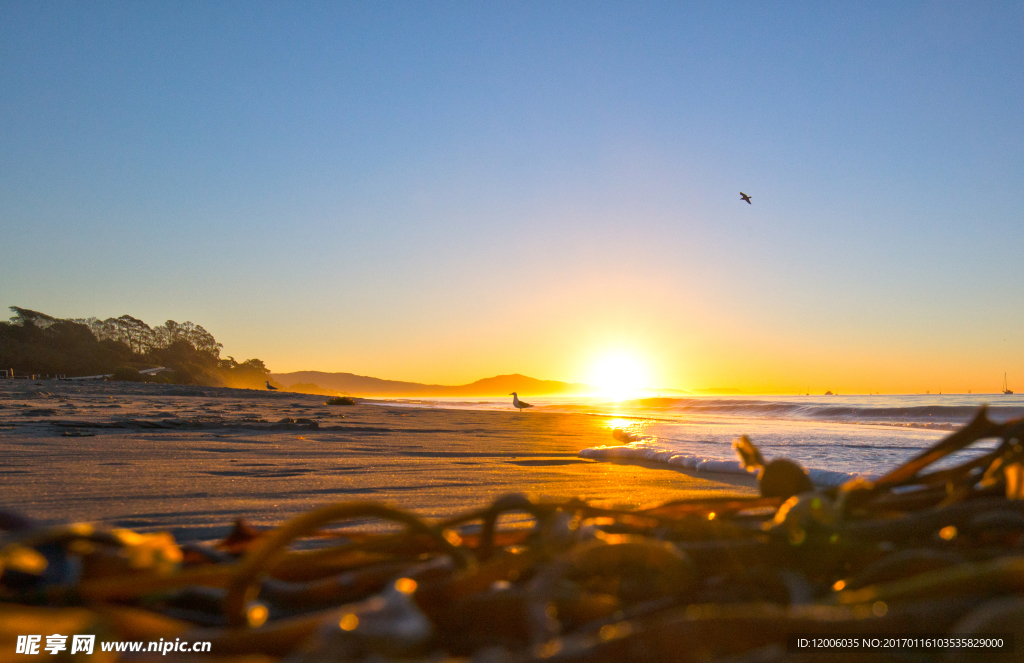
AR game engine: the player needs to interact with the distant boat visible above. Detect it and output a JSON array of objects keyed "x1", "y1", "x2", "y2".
[{"x1": 1004, "y1": 373, "x2": 1013, "y2": 395}]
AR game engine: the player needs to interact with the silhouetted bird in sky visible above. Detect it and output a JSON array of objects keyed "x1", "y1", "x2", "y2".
[
  {"x1": 510, "y1": 392, "x2": 532, "y2": 411},
  {"x1": 265, "y1": 381, "x2": 278, "y2": 391},
  {"x1": 740, "y1": 192, "x2": 752, "y2": 204}
]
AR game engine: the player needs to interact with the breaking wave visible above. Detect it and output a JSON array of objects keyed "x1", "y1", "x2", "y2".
[
  {"x1": 624, "y1": 396, "x2": 1024, "y2": 431},
  {"x1": 578, "y1": 444, "x2": 866, "y2": 487}
]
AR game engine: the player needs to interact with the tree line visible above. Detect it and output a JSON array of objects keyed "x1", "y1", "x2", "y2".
[{"x1": 0, "y1": 306, "x2": 270, "y2": 388}]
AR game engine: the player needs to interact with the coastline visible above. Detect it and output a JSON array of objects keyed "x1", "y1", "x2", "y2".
[{"x1": 0, "y1": 380, "x2": 756, "y2": 540}]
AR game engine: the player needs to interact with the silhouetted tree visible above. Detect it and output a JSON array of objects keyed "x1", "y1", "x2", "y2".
[
  {"x1": 9, "y1": 307, "x2": 57, "y2": 329},
  {"x1": 111, "y1": 315, "x2": 153, "y2": 355}
]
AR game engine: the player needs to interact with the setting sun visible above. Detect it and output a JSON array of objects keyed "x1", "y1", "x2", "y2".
[{"x1": 589, "y1": 353, "x2": 650, "y2": 399}]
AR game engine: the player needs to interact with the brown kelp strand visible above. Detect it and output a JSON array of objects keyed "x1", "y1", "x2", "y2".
[{"x1": 3, "y1": 408, "x2": 1024, "y2": 661}]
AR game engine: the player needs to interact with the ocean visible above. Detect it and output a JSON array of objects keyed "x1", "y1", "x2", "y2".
[{"x1": 365, "y1": 393, "x2": 1024, "y2": 487}]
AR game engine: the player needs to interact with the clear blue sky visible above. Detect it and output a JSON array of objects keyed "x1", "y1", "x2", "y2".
[{"x1": 2, "y1": 1, "x2": 1022, "y2": 392}]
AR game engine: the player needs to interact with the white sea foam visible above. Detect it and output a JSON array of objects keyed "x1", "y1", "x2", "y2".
[{"x1": 577, "y1": 444, "x2": 865, "y2": 487}]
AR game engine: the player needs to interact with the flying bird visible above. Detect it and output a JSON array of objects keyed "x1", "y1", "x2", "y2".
[
  {"x1": 510, "y1": 392, "x2": 532, "y2": 412},
  {"x1": 265, "y1": 381, "x2": 278, "y2": 391},
  {"x1": 740, "y1": 192, "x2": 752, "y2": 204}
]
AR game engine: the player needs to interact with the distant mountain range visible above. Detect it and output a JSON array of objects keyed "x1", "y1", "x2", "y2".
[{"x1": 268, "y1": 371, "x2": 595, "y2": 397}]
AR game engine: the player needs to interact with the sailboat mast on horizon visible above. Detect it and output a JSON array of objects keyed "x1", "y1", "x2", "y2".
[{"x1": 1004, "y1": 373, "x2": 1013, "y2": 395}]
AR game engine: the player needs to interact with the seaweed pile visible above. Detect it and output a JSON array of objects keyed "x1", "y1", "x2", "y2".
[{"x1": 3, "y1": 408, "x2": 1024, "y2": 662}]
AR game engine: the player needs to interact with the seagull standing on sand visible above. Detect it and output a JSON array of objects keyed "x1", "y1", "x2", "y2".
[
  {"x1": 510, "y1": 392, "x2": 532, "y2": 412},
  {"x1": 265, "y1": 381, "x2": 278, "y2": 391},
  {"x1": 740, "y1": 192, "x2": 752, "y2": 204}
]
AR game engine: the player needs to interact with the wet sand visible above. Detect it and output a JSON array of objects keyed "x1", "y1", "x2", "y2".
[{"x1": 0, "y1": 380, "x2": 755, "y2": 540}]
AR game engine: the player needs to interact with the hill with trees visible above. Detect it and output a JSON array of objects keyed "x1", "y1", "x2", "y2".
[{"x1": 0, "y1": 306, "x2": 270, "y2": 388}]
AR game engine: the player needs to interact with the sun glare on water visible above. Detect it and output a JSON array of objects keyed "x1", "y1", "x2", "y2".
[{"x1": 589, "y1": 354, "x2": 650, "y2": 400}]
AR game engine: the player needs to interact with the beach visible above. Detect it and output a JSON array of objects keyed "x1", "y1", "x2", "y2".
[
  {"x1": 7, "y1": 380, "x2": 1024, "y2": 661},
  {"x1": 0, "y1": 380, "x2": 755, "y2": 540}
]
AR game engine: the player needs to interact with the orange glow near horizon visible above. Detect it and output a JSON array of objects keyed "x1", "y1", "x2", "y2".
[{"x1": 257, "y1": 325, "x2": 1021, "y2": 397}]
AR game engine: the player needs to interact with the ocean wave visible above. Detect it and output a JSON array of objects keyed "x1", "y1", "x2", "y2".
[
  {"x1": 578, "y1": 444, "x2": 869, "y2": 487},
  {"x1": 640, "y1": 439, "x2": 938, "y2": 453},
  {"x1": 627, "y1": 397, "x2": 1024, "y2": 427}
]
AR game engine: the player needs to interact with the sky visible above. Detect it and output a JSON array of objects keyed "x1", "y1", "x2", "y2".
[{"x1": 1, "y1": 1, "x2": 1022, "y2": 394}]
